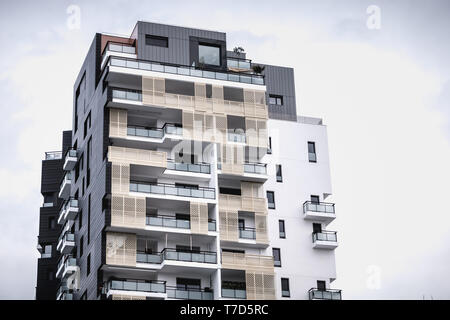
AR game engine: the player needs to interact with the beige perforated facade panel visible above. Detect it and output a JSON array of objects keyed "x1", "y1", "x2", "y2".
[
  {"x1": 222, "y1": 252, "x2": 274, "y2": 272},
  {"x1": 111, "y1": 162, "x2": 130, "y2": 194},
  {"x1": 108, "y1": 146, "x2": 167, "y2": 168},
  {"x1": 218, "y1": 210, "x2": 238, "y2": 242},
  {"x1": 246, "y1": 271, "x2": 275, "y2": 300},
  {"x1": 111, "y1": 194, "x2": 146, "y2": 229},
  {"x1": 190, "y1": 202, "x2": 209, "y2": 234},
  {"x1": 220, "y1": 144, "x2": 244, "y2": 175},
  {"x1": 106, "y1": 232, "x2": 136, "y2": 267},
  {"x1": 111, "y1": 294, "x2": 146, "y2": 300},
  {"x1": 109, "y1": 108, "x2": 127, "y2": 138}
]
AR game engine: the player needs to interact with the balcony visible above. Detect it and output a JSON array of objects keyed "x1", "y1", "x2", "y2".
[
  {"x1": 56, "y1": 256, "x2": 78, "y2": 279},
  {"x1": 101, "y1": 42, "x2": 136, "y2": 69},
  {"x1": 146, "y1": 215, "x2": 216, "y2": 232},
  {"x1": 243, "y1": 162, "x2": 267, "y2": 175},
  {"x1": 303, "y1": 201, "x2": 336, "y2": 223},
  {"x1": 127, "y1": 124, "x2": 183, "y2": 141},
  {"x1": 309, "y1": 288, "x2": 342, "y2": 300},
  {"x1": 130, "y1": 182, "x2": 216, "y2": 200},
  {"x1": 227, "y1": 57, "x2": 251, "y2": 71},
  {"x1": 239, "y1": 227, "x2": 256, "y2": 240},
  {"x1": 57, "y1": 198, "x2": 79, "y2": 225},
  {"x1": 105, "y1": 279, "x2": 166, "y2": 299},
  {"x1": 58, "y1": 172, "x2": 72, "y2": 199},
  {"x1": 63, "y1": 149, "x2": 77, "y2": 171},
  {"x1": 227, "y1": 130, "x2": 246, "y2": 143},
  {"x1": 167, "y1": 287, "x2": 213, "y2": 300},
  {"x1": 137, "y1": 248, "x2": 217, "y2": 266},
  {"x1": 45, "y1": 151, "x2": 62, "y2": 160},
  {"x1": 312, "y1": 231, "x2": 338, "y2": 250},
  {"x1": 56, "y1": 285, "x2": 73, "y2": 300},
  {"x1": 221, "y1": 287, "x2": 246, "y2": 299},
  {"x1": 105, "y1": 55, "x2": 265, "y2": 85},
  {"x1": 56, "y1": 231, "x2": 75, "y2": 254},
  {"x1": 166, "y1": 160, "x2": 211, "y2": 175}
]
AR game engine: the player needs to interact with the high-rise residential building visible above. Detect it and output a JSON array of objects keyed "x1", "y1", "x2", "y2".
[{"x1": 37, "y1": 21, "x2": 340, "y2": 300}]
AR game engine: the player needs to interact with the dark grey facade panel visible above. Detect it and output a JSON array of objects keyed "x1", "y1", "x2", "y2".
[{"x1": 263, "y1": 64, "x2": 298, "y2": 121}]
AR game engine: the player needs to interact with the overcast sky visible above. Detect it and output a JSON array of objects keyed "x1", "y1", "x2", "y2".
[{"x1": 0, "y1": 0, "x2": 449, "y2": 299}]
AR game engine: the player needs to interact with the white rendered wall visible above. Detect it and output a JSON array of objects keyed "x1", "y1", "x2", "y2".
[{"x1": 265, "y1": 119, "x2": 337, "y2": 299}]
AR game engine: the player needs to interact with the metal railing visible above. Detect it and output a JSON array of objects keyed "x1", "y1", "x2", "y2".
[
  {"x1": 59, "y1": 172, "x2": 72, "y2": 191},
  {"x1": 208, "y1": 220, "x2": 216, "y2": 231},
  {"x1": 45, "y1": 151, "x2": 62, "y2": 160},
  {"x1": 308, "y1": 288, "x2": 342, "y2": 300},
  {"x1": 127, "y1": 123, "x2": 183, "y2": 139},
  {"x1": 130, "y1": 181, "x2": 216, "y2": 199},
  {"x1": 64, "y1": 148, "x2": 77, "y2": 159},
  {"x1": 239, "y1": 227, "x2": 256, "y2": 240},
  {"x1": 107, "y1": 279, "x2": 166, "y2": 294},
  {"x1": 303, "y1": 201, "x2": 335, "y2": 214},
  {"x1": 312, "y1": 230, "x2": 337, "y2": 243},
  {"x1": 227, "y1": 58, "x2": 251, "y2": 70},
  {"x1": 166, "y1": 160, "x2": 211, "y2": 174},
  {"x1": 106, "y1": 55, "x2": 264, "y2": 85},
  {"x1": 221, "y1": 287, "x2": 246, "y2": 299},
  {"x1": 166, "y1": 287, "x2": 213, "y2": 300},
  {"x1": 112, "y1": 88, "x2": 142, "y2": 102},
  {"x1": 59, "y1": 198, "x2": 79, "y2": 219},
  {"x1": 146, "y1": 215, "x2": 190, "y2": 229},
  {"x1": 57, "y1": 255, "x2": 77, "y2": 274},
  {"x1": 103, "y1": 42, "x2": 136, "y2": 55},
  {"x1": 243, "y1": 162, "x2": 267, "y2": 174},
  {"x1": 136, "y1": 248, "x2": 217, "y2": 264}
]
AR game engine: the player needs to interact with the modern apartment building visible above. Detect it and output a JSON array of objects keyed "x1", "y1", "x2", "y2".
[{"x1": 36, "y1": 21, "x2": 341, "y2": 300}]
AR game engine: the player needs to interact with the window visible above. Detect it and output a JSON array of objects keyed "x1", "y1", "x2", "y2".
[
  {"x1": 267, "y1": 191, "x2": 275, "y2": 209},
  {"x1": 273, "y1": 248, "x2": 281, "y2": 267},
  {"x1": 276, "y1": 164, "x2": 283, "y2": 182},
  {"x1": 176, "y1": 278, "x2": 201, "y2": 291},
  {"x1": 176, "y1": 245, "x2": 200, "y2": 253},
  {"x1": 42, "y1": 244, "x2": 52, "y2": 258},
  {"x1": 313, "y1": 223, "x2": 322, "y2": 234},
  {"x1": 145, "y1": 34, "x2": 168, "y2": 48},
  {"x1": 281, "y1": 278, "x2": 290, "y2": 297},
  {"x1": 219, "y1": 187, "x2": 241, "y2": 196},
  {"x1": 310, "y1": 195, "x2": 320, "y2": 204},
  {"x1": 47, "y1": 269, "x2": 55, "y2": 281},
  {"x1": 86, "y1": 137, "x2": 92, "y2": 187},
  {"x1": 317, "y1": 280, "x2": 326, "y2": 291},
  {"x1": 198, "y1": 44, "x2": 221, "y2": 66},
  {"x1": 83, "y1": 112, "x2": 91, "y2": 139},
  {"x1": 78, "y1": 210, "x2": 83, "y2": 230},
  {"x1": 79, "y1": 236, "x2": 84, "y2": 257},
  {"x1": 279, "y1": 220, "x2": 286, "y2": 239},
  {"x1": 87, "y1": 194, "x2": 91, "y2": 244},
  {"x1": 87, "y1": 254, "x2": 91, "y2": 276},
  {"x1": 238, "y1": 219, "x2": 245, "y2": 230},
  {"x1": 269, "y1": 94, "x2": 283, "y2": 106},
  {"x1": 308, "y1": 141, "x2": 317, "y2": 163},
  {"x1": 48, "y1": 217, "x2": 56, "y2": 230},
  {"x1": 267, "y1": 137, "x2": 272, "y2": 154}
]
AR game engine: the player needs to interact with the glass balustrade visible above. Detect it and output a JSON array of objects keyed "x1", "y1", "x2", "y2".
[{"x1": 130, "y1": 182, "x2": 215, "y2": 199}]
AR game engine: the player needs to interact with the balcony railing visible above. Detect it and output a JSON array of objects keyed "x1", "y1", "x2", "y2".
[
  {"x1": 64, "y1": 148, "x2": 77, "y2": 159},
  {"x1": 312, "y1": 230, "x2": 337, "y2": 243},
  {"x1": 59, "y1": 172, "x2": 72, "y2": 191},
  {"x1": 309, "y1": 288, "x2": 342, "y2": 300},
  {"x1": 136, "y1": 248, "x2": 217, "y2": 265},
  {"x1": 130, "y1": 182, "x2": 216, "y2": 199},
  {"x1": 166, "y1": 160, "x2": 211, "y2": 174},
  {"x1": 227, "y1": 130, "x2": 246, "y2": 143},
  {"x1": 227, "y1": 58, "x2": 251, "y2": 70},
  {"x1": 146, "y1": 215, "x2": 190, "y2": 229},
  {"x1": 57, "y1": 255, "x2": 77, "y2": 275},
  {"x1": 45, "y1": 151, "x2": 62, "y2": 160},
  {"x1": 56, "y1": 284, "x2": 73, "y2": 300},
  {"x1": 112, "y1": 88, "x2": 142, "y2": 102},
  {"x1": 58, "y1": 198, "x2": 79, "y2": 222},
  {"x1": 106, "y1": 55, "x2": 264, "y2": 85},
  {"x1": 107, "y1": 279, "x2": 166, "y2": 294},
  {"x1": 221, "y1": 287, "x2": 246, "y2": 299},
  {"x1": 103, "y1": 42, "x2": 136, "y2": 55},
  {"x1": 167, "y1": 287, "x2": 213, "y2": 300},
  {"x1": 239, "y1": 227, "x2": 256, "y2": 240},
  {"x1": 146, "y1": 215, "x2": 216, "y2": 232},
  {"x1": 127, "y1": 124, "x2": 183, "y2": 139},
  {"x1": 243, "y1": 162, "x2": 267, "y2": 175},
  {"x1": 303, "y1": 201, "x2": 335, "y2": 214}
]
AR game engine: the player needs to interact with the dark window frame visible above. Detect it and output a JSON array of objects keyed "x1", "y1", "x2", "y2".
[
  {"x1": 273, "y1": 248, "x2": 281, "y2": 267},
  {"x1": 279, "y1": 220, "x2": 286, "y2": 239},
  {"x1": 276, "y1": 164, "x2": 283, "y2": 182},
  {"x1": 308, "y1": 141, "x2": 317, "y2": 163},
  {"x1": 267, "y1": 191, "x2": 275, "y2": 209},
  {"x1": 145, "y1": 34, "x2": 169, "y2": 48},
  {"x1": 281, "y1": 278, "x2": 290, "y2": 297},
  {"x1": 269, "y1": 94, "x2": 283, "y2": 106}
]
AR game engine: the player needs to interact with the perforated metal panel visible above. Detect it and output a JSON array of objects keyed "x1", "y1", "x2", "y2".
[
  {"x1": 255, "y1": 213, "x2": 269, "y2": 244},
  {"x1": 111, "y1": 194, "x2": 146, "y2": 229},
  {"x1": 190, "y1": 202, "x2": 208, "y2": 234},
  {"x1": 111, "y1": 294, "x2": 146, "y2": 300},
  {"x1": 109, "y1": 108, "x2": 127, "y2": 138},
  {"x1": 245, "y1": 271, "x2": 275, "y2": 300},
  {"x1": 108, "y1": 146, "x2": 167, "y2": 168},
  {"x1": 218, "y1": 210, "x2": 238, "y2": 241},
  {"x1": 106, "y1": 232, "x2": 136, "y2": 267},
  {"x1": 220, "y1": 144, "x2": 244, "y2": 175},
  {"x1": 111, "y1": 162, "x2": 130, "y2": 194}
]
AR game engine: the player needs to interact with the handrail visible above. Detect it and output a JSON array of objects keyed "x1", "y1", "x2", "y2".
[
  {"x1": 105, "y1": 55, "x2": 265, "y2": 85},
  {"x1": 308, "y1": 288, "x2": 342, "y2": 300},
  {"x1": 107, "y1": 279, "x2": 166, "y2": 293},
  {"x1": 45, "y1": 151, "x2": 62, "y2": 160},
  {"x1": 303, "y1": 201, "x2": 335, "y2": 214},
  {"x1": 137, "y1": 248, "x2": 217, "y2": 264},
  {"x1": 101, "y1": 41, "x2": 136, "y2": 56},
  {"x1": 63, "y1": 148, "x2": 77, "y2": 159},
  {"x1": 312, "y1": 230, "x2": 338, "y2": 242},
  {"x1": 166, "y1": 160, "x2": 211, "y2": 174},
  {"x1": 130, "y1": 181, "x2": 216, "y2": 199}
]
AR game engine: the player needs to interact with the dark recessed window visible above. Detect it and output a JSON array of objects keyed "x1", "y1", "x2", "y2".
[
  {"x1": 198, "y1": 44, "x2": 221, "y2": 66},
  {"x1": 269, "y1": 94, "x2": 283, "y2": 106},
  {"x1": 317, "y1": 280, "x2": 326, "y2": 291},
  {"x1": 273, "y1": 248, "x2": 281, "y2": 267},
  {"x1": 145, "y1": 35, "x2": 168, "y2": 48},
  {"x1": 279, "y1": 220, "x2": 286, "y2": 239},
  {"x1": 48, "y1": 217, "x2": 56, "y2": 230},
  {"x1": 79, "y1": 236, "x2": 84, "y2": 257},
  {"x1": 308, "y1": 141, "x2": 317, "y2": 163},
  {"x1": 281, "y1": 278, "x2": 290, "y2": 297},
  {"x1": 87, "y1": 253, "x2": 91, "y2": 276},
  {"x1": 267, "y1": 191, "x2": 275, "y2": 209},
  {"x1": 276, "y1": 164, "x2": 283, "y2": 182},
  {"x1": 267, "y1": 137, "x2": 272, "y2": 154},
  {"x1": 311, "y1": 195, "x2": 320, "y2": 204}
]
